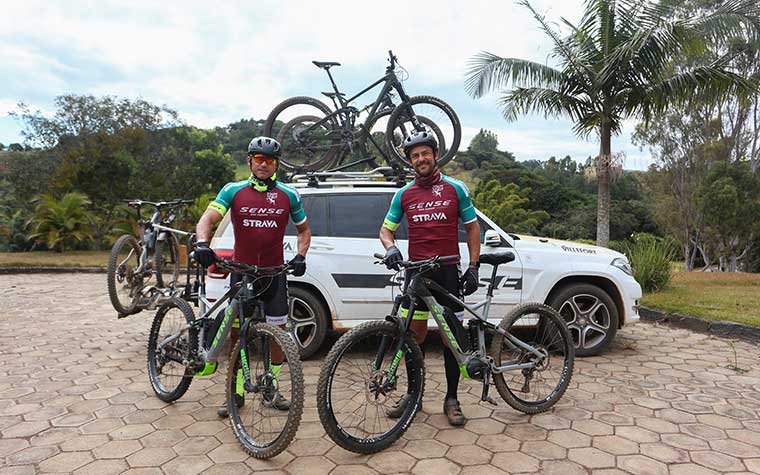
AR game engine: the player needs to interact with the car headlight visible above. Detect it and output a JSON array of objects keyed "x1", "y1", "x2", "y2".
[{"x1": 611, "y1": 257, "x2": 633, "y2": 276}]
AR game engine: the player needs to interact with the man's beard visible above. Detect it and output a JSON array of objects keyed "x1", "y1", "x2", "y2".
[{"x1": 413, "y1": 160, "x2": 435, "y2": 176}]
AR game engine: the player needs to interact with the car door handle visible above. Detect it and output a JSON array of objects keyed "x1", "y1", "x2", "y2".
[{"x1": 310, "y1": 243, "x2": 334, "y2": 251}]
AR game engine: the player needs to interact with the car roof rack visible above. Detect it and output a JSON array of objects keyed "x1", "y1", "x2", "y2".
[{"x1": 288, "y1": 166, "x2": 415, "y2": 188}]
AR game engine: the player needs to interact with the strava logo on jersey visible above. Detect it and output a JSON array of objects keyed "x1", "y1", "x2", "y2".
[
  {"x1": 242, "y1": 219, "x2": 278, "y2": 228},
  {"x1": 412, "y1": 212, "x2": 447, "y2": 223}
]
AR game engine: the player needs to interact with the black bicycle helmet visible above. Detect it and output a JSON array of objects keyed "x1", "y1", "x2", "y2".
[
  {"x1": 402, "y1": 131, "x2": 438, "y2": 157},
  {"x1": 247, "y1": 136, "x2": 282, "y2": 158}
]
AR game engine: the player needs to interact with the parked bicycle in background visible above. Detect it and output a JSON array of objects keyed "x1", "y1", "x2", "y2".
[{"x1": 107, "y1": 199, "x2": 194, "y2": 317}]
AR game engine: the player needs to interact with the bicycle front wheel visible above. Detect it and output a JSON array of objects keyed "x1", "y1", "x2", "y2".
[
  {"x1": 385, "y1": 95, "x2": 462, "y2": 168},
  {"x1": 154, "y1": 233, "x2": 180, "y2": 288},
  {"x1": 227, "y1": 323, "x2": 304, "y2": 459},
  {"x1": 147, "y1": 298, "x2": 196, "y2": 402},
  {"x1": 107, "y1": 234, "x2": 142, "y2": 315},
  {"x1": 317, "y1": 321, "x2": 424, "y2": 454},
  {"x1": 489, "y1": 302, "x2": 574, "y2": 414}
]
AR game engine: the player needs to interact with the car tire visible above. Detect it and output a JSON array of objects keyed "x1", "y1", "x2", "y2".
[
  {"x1": 288, "y1": 286, "x2": 329, "y2": 359},
  {"x1": 548, "y1": 283, "x2": 618, "y2": 357}
]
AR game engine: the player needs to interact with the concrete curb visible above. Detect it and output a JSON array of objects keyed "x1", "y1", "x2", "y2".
[
  {"x1": 639, "y1": 305, "x2": 760, "y2": 344},
  {"x1": 0, "y1": 266, "x2": 107, "y2": 274}
]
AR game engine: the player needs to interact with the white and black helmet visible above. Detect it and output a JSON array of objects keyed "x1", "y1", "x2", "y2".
[
  {"x1": 402, "y1": 131, "x2": 438, "y2": 157},
  {"x1": 247, "y1": 136, "x2": 282, "y2": 158}
]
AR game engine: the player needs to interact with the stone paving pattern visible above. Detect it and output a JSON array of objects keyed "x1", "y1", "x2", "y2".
[{"x1": 1, "y1": 274, "x2": 760, "y2": 474}]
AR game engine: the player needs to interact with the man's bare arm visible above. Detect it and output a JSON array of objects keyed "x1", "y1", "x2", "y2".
[
  {"x1": 464, "y1": 220, "x2": 481, "y2": 264},
  {"x1": 195, "y1": 209, "x2": 223, "y2": 242},
  {"x1": 295, "y1": 221, "x2": 311, "y2": 256}
]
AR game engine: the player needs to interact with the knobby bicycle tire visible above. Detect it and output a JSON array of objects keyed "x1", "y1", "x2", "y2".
[
  {"x1": 264, "y1": 96, "x2": 340, "y2": 171},
  {"x1": 107, "y1": 234, "x2": 142, "y2": 315},
  {"x1": 489, "y1": 302, "x2": 574, "y2": 414},
  {"x1": 317, "y1": 320, "x2": 425, "y2": 454},
  {"x1": 227, "y1": 323, "x2": 304, "y2": 459},
  {"x1": 147, "y1": 298, "x2": 197, "y2": 402},
  {"x1": 385, "y1": 95, "x2": 462, "y2": 168},
  {"x1": 154, "y1": 233, "x2": 180, "y2": 289},
  {"x1": 276, "y1": 114, "x2": 341, "y2": 171}
]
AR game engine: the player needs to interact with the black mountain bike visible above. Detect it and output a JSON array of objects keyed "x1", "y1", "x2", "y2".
[
  {"x1": 107, "y1": 199, "x2": 194, "y2": 316},
  {"x1": 147, "y1": 255, "x2": 304, "y2": 459},
  {"x1": 264, "y1": 50, "x2": 461, "y2": 173},
  {"x1": 317, "y1": 252, "x2": 574, "y2": 454}
]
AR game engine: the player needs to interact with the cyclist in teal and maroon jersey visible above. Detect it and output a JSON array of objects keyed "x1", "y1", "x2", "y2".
[
  {"x1": 380, "y1": 131, "x2": 481, "y2": 426},
  {"x1": 194, "y1": 136, "x2": 312, "y2": 417}
]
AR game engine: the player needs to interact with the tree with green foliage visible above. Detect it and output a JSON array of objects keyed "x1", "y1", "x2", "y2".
[
  {"x1": 473, "y1": 180, "x2": 549, "y2": 234},
  {"x1": 28, "y1": 192, "x2": 94, "y2": 252},
  {"x1": 697, "y1": 160, "x2": 760, "y2": 271},
  {"x1": 466, "y1": 0, "x2": 760, "y2": 247},
  {"x1": 13, "y1": 94, "x2": 180, "y2": 148}
]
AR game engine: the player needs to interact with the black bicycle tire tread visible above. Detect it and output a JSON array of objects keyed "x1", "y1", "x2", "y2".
[
  {"x1": 385, "y1": 95, "x2": 462, "y2": 168},
  {"x1": 275, "y1": 114, "x2": 339, "y2": 172},
  {"x1": 489, "y1": 302, "x2": 574, "y2": 414},
  {"x1": 107, "y1": 234, "x2": 141, "y2": 315},
  {"x1": 227, "y1": 322, "x2": 305, "y2": 459},
  {"x1": 147, "y1": 298, "x2": 196, "y2": 402},
  {"x1": 154, "y1": 234, "x2": 180, "y2": 289},
  {"x1": 316, "y1": 320, "x2": 425, "y2": 454}
]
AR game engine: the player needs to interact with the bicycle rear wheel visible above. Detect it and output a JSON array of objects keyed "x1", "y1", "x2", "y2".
[
  {"x1": 154, "y1": 233, "x2": 180, "y2": 288},
  {"x1": 385, "y1": 95, "x2": 461, "y2": 168},
  {"x1": 489, "y1": 303, "x2": 574, "y2": 414},
  {"x1": 276, "y1": 115, "x2": 341, "y2": 171},
  {"x1": 227, "y1": 323, "x2": 304, "y2": 459},
  {"x1": 317, "y1": 321, "x2": 424, "y2": 454},
  {"x1": 147, "y1": 298, "x2": 197, "y2": 402},
  {"x1": 107, "y1": 234, "x2": 142, "y2": 315}
]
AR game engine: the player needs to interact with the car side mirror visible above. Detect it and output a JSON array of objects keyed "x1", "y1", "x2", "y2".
[{"x1": 484, "y1": 229, "x2": 502, "y2": 247}]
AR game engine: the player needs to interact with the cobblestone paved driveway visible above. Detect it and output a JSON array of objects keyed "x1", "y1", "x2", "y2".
[{"x1": 2, "y1": 274, "x2": 760, "y2": 474}]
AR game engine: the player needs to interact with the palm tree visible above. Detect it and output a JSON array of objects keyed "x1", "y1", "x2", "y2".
[
  {"x1": 28, "y1": 192, "x2": 94, "y2": 252},
  {"x1": 466, "y1": 0, "x2": 760, "y2": 246}
]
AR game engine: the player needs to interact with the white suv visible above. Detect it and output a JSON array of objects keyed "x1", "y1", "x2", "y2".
[{"x1": 208, "y1": 179, "x2": 642, "y2": 358}]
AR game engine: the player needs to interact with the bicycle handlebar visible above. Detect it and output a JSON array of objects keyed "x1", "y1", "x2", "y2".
[
  {"x1": 373, "y1": 253, "x2": 459, "y2": 269},
  {"x1": 211, "y1": 257, "x2": 291, "y2": 276},
  {"x1": 125, "y1": 199, "x2": 194, "y2": 209},
  {"x1": 388, "y1": 50, "x2": 397, "y2": 69}
]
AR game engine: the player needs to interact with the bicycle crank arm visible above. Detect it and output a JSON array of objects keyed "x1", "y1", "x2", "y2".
[{"x1": 480, "y1": 370, "x2": 497, "y2": 406}]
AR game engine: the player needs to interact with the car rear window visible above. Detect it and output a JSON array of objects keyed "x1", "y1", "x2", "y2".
[
  {"x1": 328, "y1": 194, "x2": 390, "y2": 239},
  {"x1": 285, "y1": 195, "x2": 328, "y2": 236}
]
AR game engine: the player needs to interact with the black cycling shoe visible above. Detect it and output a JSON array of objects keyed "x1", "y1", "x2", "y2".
[
  {"x1": 263, "y1": 391, "x2": 290, "y2": 411},
  {"x1": 385, "y1": 393, "x2": 421, "y2": 419},
  {"x1": 217, "y1": 394, "x2": 245, "y2": 418}
]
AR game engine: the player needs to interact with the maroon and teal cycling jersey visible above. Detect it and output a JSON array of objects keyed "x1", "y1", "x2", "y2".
[
  {"x1": 383, "y1": 173, "x2": 476, "y2": 261},
  {"x1": 208, "y1": 177, "x2": 306, "y2": 266}
]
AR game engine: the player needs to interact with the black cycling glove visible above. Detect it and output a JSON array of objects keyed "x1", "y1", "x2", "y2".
[
  {"x1": 288, "y1": 254, "x2": 307, "y2": 277},
  {"x1": 384, "y1": 246, "x2": 403, "y2": 271},
  {"x1": 194, "y1": 242, "x2": 218, "y2": 268},
  {"x1": 461, "y1": 263, "x2": 480, "y2": 296}
]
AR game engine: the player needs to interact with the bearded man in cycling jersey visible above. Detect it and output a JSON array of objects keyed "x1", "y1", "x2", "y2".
[
  {"x1": 380, "y1": 131, "x2": 481, "y2": 426},
  {"x1": 194, "y1": 136, "x2": 311, "y2": 417}
]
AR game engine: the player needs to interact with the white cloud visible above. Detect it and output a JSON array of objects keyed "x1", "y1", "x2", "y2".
[{"x1": 0, "y1": 0, "x2": 652, "y2": 170}]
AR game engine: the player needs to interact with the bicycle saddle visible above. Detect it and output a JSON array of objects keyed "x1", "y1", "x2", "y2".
[
  {"x1": 479, "y1": 252, "x2": 515, "y2": 266},
  {"x1": 322, "y1": 91, "x2": 346, "y2": 98},
  {"x1": 312, "y1": 61, "x2": 341, "y2": 69}
]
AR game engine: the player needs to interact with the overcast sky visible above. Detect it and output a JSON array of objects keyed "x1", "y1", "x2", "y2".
[{"x1": 0, "y1": 0, "x2": 653, "y2": 169}]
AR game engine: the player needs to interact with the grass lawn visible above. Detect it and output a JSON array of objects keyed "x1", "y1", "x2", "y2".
[
  {"x1": 0, "y1": 251, "x2": 111, "y2": 267},
  {"x1": 642, "y1": 270, "x2": 760, "y2": 327}
]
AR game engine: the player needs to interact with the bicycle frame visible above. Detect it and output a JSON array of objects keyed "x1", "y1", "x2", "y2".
[{"x1": 382, "y1": 266, "x2": 548, "y2": 382}]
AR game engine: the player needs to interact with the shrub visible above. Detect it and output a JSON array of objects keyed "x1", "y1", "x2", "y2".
[{"x1": 624, "y1": 233, "x2": 677, "y2": 292}]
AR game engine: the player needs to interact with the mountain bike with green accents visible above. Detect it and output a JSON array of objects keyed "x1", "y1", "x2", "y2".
[
  {"x1": 147, "y1": 254, "x2": 304, "y2": 459},
  {"x1": 316, "y1": 252, "x2": 574, "y2": 454}
]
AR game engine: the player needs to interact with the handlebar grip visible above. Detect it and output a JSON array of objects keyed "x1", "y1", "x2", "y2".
[
  {"x1": 439, "y1": 255, "x2": 460, "y2": 264},
  {"x1": 374, "y1": 252, "x2": 385, "y2": 260}
]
